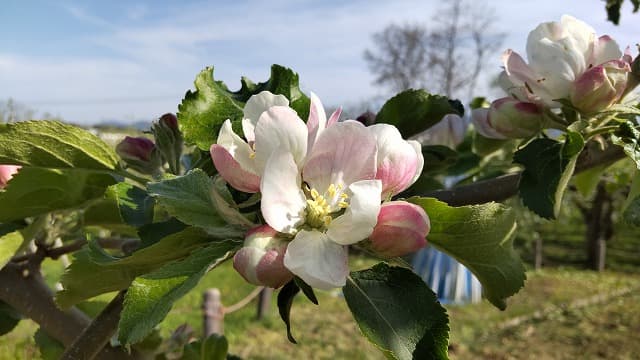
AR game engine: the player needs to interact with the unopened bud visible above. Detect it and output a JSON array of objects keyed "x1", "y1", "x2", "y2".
[
  {"x1": 369, "y1": 201, "x2": 430, "y2": 258},
  {"x1": 355, "y1": 111, "x2": 376, "y2": 126},
  {"x1": 233, "y1": 225, "x2": 293, "y2": 288},
  {"x1": 0, "y1": 165, "x2": 20, "y2": 188},
  {"x1": 116, "y1": 136, "x2": 163, "y2": 174},
  {"x1": 473, "y1": 98, "x2": 544, "y2": 139},
  {"x1": 152, "y1": 113, "x2": 183, "y2": 174},
  {"x1": 571, "y1": 59, "x2": 630, "y2": 114}
]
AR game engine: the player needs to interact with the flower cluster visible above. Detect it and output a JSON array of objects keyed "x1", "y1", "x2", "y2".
[
  {"x1": 473, "y1": 15, "x2": 635, "y2": 139},
  {"x1": 211, "y1": 92, "x2": 429, "y2": 289}
]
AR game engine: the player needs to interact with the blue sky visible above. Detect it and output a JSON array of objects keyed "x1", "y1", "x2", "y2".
[{"x1": 1, "y1": 0, "x2": 639, "y2": 125}]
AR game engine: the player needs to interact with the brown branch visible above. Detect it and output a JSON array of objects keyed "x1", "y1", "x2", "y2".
[
  {"x1": 61, "y1": 291, "x2": 131, "y2": 360},
  {"x1": 423, "y1": 143, "x2": 625, "y2": 206},
  {"x1": 0, "y1": 263, "x2": 133, "y2": 360}
]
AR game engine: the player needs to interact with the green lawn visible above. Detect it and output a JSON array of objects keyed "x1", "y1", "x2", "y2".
[{"x1": 2, "y1": 259, "x2": 639, "y2": 359}]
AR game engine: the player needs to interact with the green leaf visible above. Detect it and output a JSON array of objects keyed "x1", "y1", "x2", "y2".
[
  {"x1": 0, "y1": 167, "x2": 116, "y2": 222},
  {"x1": 118, "y1": 239, "x2": 239, "y2": 345},
  {"x1": 513, "y1": 132, "x2": 584, "y2": 219},
  {"x1": 34, "y1": 328, "x2": 65, "y2": 360},
  {"x1": 57, "y1": 227, "x2": 221, "y2": 307},
  {"x1": 376, "y1": 90, "x2": 463, "y2": 138},
  {"x1": 293, "y1": 276, "x2": 318, "y2": 305},
  {"x1": 105, "y1": 183, "x2": 154, "y2": 228},
  {"x1": 181, "y1": 334, "x2": 229, "y2": 360},
  {"x1": 409, "y1": 197, "x2": 525, "y2": 310},
  {"x1": 178, "y1": 65, "x2": 310, "y2": 150},
  {"x1": 277, "y1": 280, "x2": 300, "y2": 344},
  {"x1": 612, "y1": 121, "x2": 640, "y2": 169},
  {"x1": 573, "y1": 164, "x2": 608, "y2": 197},
  {"x1": 421, "y1": 146, "x2": 459, "y2": 175},
  {"x1": 148, "y1": 169, "x2": 228, "y2": 231},
  {"x1": 0, "y1": 121, "x2": 119, "y2": 170},
  {"x1": 137, "y1": 218, "x2": 188, "y2": 248},
  {"x1": 343, "y1": 263, "x2": 449, "y2": 360},
  {"x1": 0, "y1": 231, "x2": 24, "y2": 269},
  {"x1": 0, "y1": 301, "x2": 21, "y2": 336}
]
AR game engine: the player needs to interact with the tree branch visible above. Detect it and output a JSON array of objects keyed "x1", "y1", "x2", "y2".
[
  {"x1": 0, "y1": 263, "x2": 134, "y2": 360},
  {"x1": 61, "y1": 291, "x2": 129, "y2": 360},
  {"x1": 423, "y1": 143, "x2": 625, "y2": 206}
]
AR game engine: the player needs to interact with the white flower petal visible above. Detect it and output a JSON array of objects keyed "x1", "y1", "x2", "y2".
[
  {"x1": 303, "y1": 120, "x2": 377, "y2": 192},
  {"x1": 283, "y1": 230, "x2": 349, "y2": 290},
  {"x1": 216, "y1": 119, "x2": 258, "y2": 174},
  {"x1": 210, "y1": 144, "x2": 261, "y2": 193},
  {"x1": 242, "y1": 91, "x2": 289, "y2": 142},
  {"x1": 260, "y1": 150, "x2": 306, "y2": 234},
  {"x1": 408, "y1": 140, "x2": 424, "y2": 186},
  {"x1": 254, "y1": 106, "x2": 308, "y2": 174},
  {"x1": 307, "y1": 92, "x2": 327, "y2": 154},
  {"x1": 327, "y1": 180, "x2": 382, "y2": 245}
]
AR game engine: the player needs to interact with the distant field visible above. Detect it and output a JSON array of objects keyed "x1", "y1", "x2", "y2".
[{"x1": 2, "y1": 257, "x2": 639, "y2": 359}]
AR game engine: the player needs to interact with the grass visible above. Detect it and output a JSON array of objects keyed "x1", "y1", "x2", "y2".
[{"x1": 2, "y1": 258, "x2": 640, "y2": 359}]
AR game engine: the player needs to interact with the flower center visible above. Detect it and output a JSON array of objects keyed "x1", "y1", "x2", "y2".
[{"x1": 304, "y1": 184, "x2": 349, "y2": 230}]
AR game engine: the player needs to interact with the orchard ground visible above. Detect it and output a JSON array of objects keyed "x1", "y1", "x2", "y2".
[{"x1": 1, "y1": 255, "x2": 639, "y2": 360}]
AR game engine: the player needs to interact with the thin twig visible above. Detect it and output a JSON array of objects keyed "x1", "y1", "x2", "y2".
[{"x1": 224, "y1": 286, "x2": 264, "y2": 314}]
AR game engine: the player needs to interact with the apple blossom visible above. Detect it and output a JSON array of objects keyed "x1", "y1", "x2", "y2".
[
  {"x1": 472, "y1": 98, "x2": 545, "y2": 139},
  {"x1": 369, "y1": 201, "x2": 430, "y2": 258},
  {"x1": 570, "y1": 59, "x2": 630, "y2": 113},
  {"x1": 0, "y1": 165, "x2": 20, "y2": 188},
  {"x1": 233, "y1": 225, "x2": 293, "y2": 288},
  {"x1": 210, "y1": 91, "x2": 340, "y2": 193},
  {"x1": 502, "y1": 15, "x2": 629, "y2": 112},
  {"x1": 368, "y1": 124, "x2": 423, "y2": 199},
  {"x1": 260, "y1": 121, "x2": 383, "y2": 289}
]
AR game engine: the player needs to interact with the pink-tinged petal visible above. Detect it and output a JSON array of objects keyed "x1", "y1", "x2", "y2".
[
  {"x1": 369, "y1": 201, "x2": 429, "y2": 258},
  {"x1": 210, "y1": 144, "x2": 260, "y2": 193},
  {"x1": 368, "y1": 124, "x2": 419, "y2": 198},
  {"x1": 0, "y1": 165, "x2": 20, "y2": 188},
  {"x1": 327, "y1": 180, "x2": 382, "y2": 245},
  {"x1": 283, "y1": 229, "x2": 349, "y2": 290},
  {"x1": 327, "y1": 107, "x2": 342, "y2": 126},
  {"x1": 503, "y1": 49, "x2": 565, "y2": 105},
  {"x1": 260, "y1": 150, "x2": 306, "y2": 234},
  {"x1": 471, "y1": 108, "x2": 508, "y2": 139},
  {"x1": 216, "y1": 120, "x2": 258, "y2": 174},
  {"x1": 502, "y1": 49, "x2": 537, "y2": 87},
  {"x1": 408, "y1": 140, "x2": 423, "y2": 185},
  {"x1": 242, "y1": 91, "x2": 289, "y2": 142},
  {"x1": 306, "y1": 92, "x2": 327, "y2": 154},
  {"x1": 303, "y1": 120, "x2": 377, "y2": 193},
  {"x1": 233, "y1": 225, "x2": 293, "y2": 288},
  {"x1": 254, "y1": 106, "x2": 308, "y2": 174},
  {"x1": 589, "y1": 35, "x2": 623, "y2": 67}
]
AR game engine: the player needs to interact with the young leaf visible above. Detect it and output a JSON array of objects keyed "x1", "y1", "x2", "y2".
[
  {"x1": 277, "y1": 280, "x2": 300, "y2": 344},
  {"x1": 376, "y1": 90, "x2": 463, "y2": 138},
  {"x1": 118, "y1": 240, "x2": 240, "y2": 345},
  {"x1": 177, "y1": 65, "x2": 310, "y2": 150},
  {"x1": 34, "y1": 328, "x2": 65, "y2": 360},
  {"x1": 0, "y1": 121, "x2": 119, "y2": 171},
  {"x1": 181, "y1": 334, "x2": 230, "y2": 360},
  {"x1": 148, "y1": 169, "x2": 231, "y2": 232},
  {"x1": 409, "y1": 197, "x2": 525, "y2": 310},
  {"x1": 293, "y1": 276, "x2": 319, "y2": 305},
  {"x1": 0, "y1": 231, "x2": 24, "y2": 269},
  {"x1": 513, "y1": 132, "x2": 584, "y2": 219},
  {"x1": 105, "y1": 182, "x2": 154, "y2": 228},
  {"x1": 57, "y1": 227, "x2": 222, "y2": 307},
  {"x1": 612, "y1": 121, "x2": 640, "y2": 169},
  {"x1": 0, "y1": 167, "x2": 116, "y2": 222},
  {"x1": 343, "y1": 263, "x2": 449, "y2": 360}
]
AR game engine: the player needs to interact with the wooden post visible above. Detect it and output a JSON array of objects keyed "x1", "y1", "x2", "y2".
[
  {"x1": 534, "y1": 236, "x2": 543, "y2": 270},
  {"x1": 203, "y1": 289, "x2": 223, "y2": 336},
  {"x1": 256, "y1": 288, "x2": 273, "y2": 320}
]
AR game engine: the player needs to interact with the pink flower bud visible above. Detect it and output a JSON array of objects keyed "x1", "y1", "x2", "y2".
[
  {"x1": 473, "y1": 98, "x2": 544, "y2": 139},
  {"x1": 116, "y1": 136, "x2": 163, "y2": 174},
  {"x1": 369, "y1": 201, "x2": 430, "y2": 258},
  {"x1": 570, "y1": 59, "x2": 630, "y2": 113},
  {"x1": 0, "y1": 165, "x2": 20, "y2": 188},
  {"x1": 233, "y1": 225, "x2": 293, "y2": 288},
  {"x1": 159, "y1": 113, "x2": 178, "y2": 132}
]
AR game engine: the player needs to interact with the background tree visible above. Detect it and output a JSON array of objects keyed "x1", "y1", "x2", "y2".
[{"x1": 364, "y1": 0, "x2": 505, "y2": 99}]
